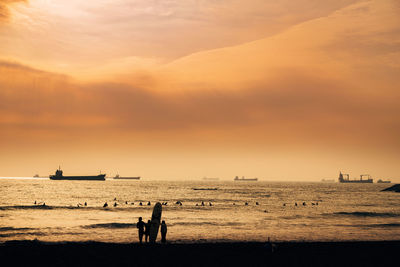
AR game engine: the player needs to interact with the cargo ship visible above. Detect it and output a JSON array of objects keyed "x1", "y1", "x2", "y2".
[
  {"x1": 113, "y1": 174, "x2": 140, "y2": 180},
  {"x1": 234, "y1": 176, "x2": 258, "y2": 181},
  {"x1": 49, "y1": 167, "x2": 105, "y2": 181},
  {"x1": 338, "y1": 172, "x2": 373, "y2": 183}
]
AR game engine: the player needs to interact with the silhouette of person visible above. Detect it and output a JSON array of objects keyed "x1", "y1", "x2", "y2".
[
  {"x1": 103, "y1": 202, "x2": 108, "y2": 208},
  {"x1": 114, "y1": 202, "x2": 118, "y2": 207},
  {"x1": 34, "y1": 201, "x2": 36, "y2": 205},
  {"x1": 161, "y1": 220, "x2": 167, "y2": 244},
  {"x1": 144, "y1": 220, "x2": 151, "y2": 243},
  {"x1": 137, "y1": 217, "x2": 145, "y2": 244},
  {"x1": 139, "y1": 202, "x2": 143, "y2": 206},
  {"x1": 84, "y1": 202, "x2": 87, "y2": 206},
  {"x1": 147, "y1": 201, "x2": 151, "y2": 206}
]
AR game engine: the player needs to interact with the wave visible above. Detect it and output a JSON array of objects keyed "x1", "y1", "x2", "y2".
[
  {"x1": 330, "y1": 211, "x2": 400, "y2": 218},
  {"x1": 338, "y1": 223, "x2": 400, "y2": 228},
  {"x1": 83, "y1": 223, "x2": 136, "y2": 229},
  {"x1": 168, "y1": 221, "x2": 242, "y2": 227},
  {"x1": 0, "y1": 232, "x2": 47, "y2": 238},
  {"x1": 0, "y1": 227, "x2": 34, "y2": 232},
  {"x1": 0, "y1": 205, "x2": 55, "y2": 210}
]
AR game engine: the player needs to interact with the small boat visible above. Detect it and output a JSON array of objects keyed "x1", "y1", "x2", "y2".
[
  {"x1": 113, "y1": 174, "x2": 140, "y2": 180},
  {"x1": 377, "y1": 179, "x2": 391, "y2": 183},
  {"x1": 234, "y1": 176, "x2": 258, "y2": 181},
  {"x1": 33, "y1": 174, "x2": 40, "y2": 178}
]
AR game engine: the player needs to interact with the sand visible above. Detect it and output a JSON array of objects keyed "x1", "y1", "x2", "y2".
[{"x1": 1, "y1": 240, "x2": 399, "y2": 266}]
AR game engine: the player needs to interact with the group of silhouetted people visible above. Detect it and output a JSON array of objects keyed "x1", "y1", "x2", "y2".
[
  {"x1": 137, "y1": 217, "x2": 167, "y2": 244},
  {"x1": 290, "y1": 202, "x2": 318, "y2": 207}
]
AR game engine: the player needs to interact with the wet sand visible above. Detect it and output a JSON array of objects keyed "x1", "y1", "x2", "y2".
[{"x1": 1, "y1": 240, "x2": 399, "y2": 266}]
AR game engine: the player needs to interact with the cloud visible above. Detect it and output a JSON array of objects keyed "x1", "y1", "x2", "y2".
[
  {"x1": 0, "y1": 0, "x2": 25, "y2": 22},
  {"x1": 0, "y1": 0, "x2": 360, "y2": 76},
  {"x1": 1, "y1": 58, "x2": 399, "y2": 154}
]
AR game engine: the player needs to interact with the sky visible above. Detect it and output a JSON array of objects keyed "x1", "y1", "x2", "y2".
[{"x1": 0, "y1": 0, "x2": 399, "y2": 180}]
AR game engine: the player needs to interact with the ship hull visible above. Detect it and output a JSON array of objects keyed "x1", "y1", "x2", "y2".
[
  {"x1": 113, "y1": 177, "x2": 140, "y2": 180},
  {"x1": 339, "y1": 179, "x2": 373, "y2": 183},
  {"x1": 50, "y1": 175, "x2": 105, "y2": 181}
]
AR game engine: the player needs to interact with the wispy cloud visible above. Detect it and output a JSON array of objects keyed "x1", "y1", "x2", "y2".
[{"x1": 0, "y1": 0, "x2": 25, "y2": 22}]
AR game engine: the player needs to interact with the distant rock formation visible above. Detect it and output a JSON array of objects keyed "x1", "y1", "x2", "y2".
[{"x1": 381, "y1": 184, "x2": 400, "y2": 192}]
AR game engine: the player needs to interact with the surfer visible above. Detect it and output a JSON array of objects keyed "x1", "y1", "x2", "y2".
[
  {"x1": 161, "y1": 220, "x2": 167, "y2": 244},
  {"x1": 144, "y1": 220, "x2": 151, "y2": 243},
  {"x1": 136, "y1": 217, "x2": 145, "y2": 244}
]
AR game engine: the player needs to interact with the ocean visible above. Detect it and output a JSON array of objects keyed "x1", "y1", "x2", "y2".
[{"x1": 0, "y1": 178, "x2": 399, "y2": 243}]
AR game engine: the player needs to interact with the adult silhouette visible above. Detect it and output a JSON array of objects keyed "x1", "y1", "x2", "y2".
[{"x1": 136, "y1": 217, "x2": 145, "y2": 244}]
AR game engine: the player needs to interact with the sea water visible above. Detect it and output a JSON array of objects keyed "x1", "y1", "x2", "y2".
[{"x1": 0, "y1": 178, "x2": 399, "y2": 243}]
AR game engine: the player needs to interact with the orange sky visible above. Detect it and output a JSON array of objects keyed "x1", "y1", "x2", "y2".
[{"x1": 0, "y1": 0, "x2": 399, "y2": 180}]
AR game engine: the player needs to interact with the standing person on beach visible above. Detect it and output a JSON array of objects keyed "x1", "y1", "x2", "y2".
[
  {"x1": 136, "y1": 217, "x2": 145, "y2": 244},
  {"x1": 144, "y1": 220, "x2": 151, "y2": 243},
  {"x1": 161, "y1": 220, "x2": 167, "y2": 244}
]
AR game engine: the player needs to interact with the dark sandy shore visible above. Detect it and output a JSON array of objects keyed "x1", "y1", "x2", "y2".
[{"x1": 1, "y1": 240, "x2": 399, "y2": 267}]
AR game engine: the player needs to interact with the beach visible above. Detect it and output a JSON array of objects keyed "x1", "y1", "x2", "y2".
[{"x1": 1, "y1": 240, "x2": 399, "y2": 266}]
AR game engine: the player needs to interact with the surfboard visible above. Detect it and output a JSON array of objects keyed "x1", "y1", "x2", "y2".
[{"x1": 149, "y1": 202, "x2": 162, "y2": 243}]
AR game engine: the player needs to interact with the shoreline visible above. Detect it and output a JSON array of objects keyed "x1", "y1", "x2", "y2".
[{"x1": 1, "y1": 240, "x2": 399, "y2": 266}]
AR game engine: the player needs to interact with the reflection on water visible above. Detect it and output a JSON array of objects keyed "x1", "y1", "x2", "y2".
[{"x1": 0, "y1": 179, "x2": 399, "y2": 243}]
